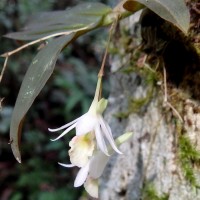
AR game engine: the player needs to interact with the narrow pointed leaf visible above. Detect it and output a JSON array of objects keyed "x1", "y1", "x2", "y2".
[
  {"x1": 10, "y1": 34, "x2": 75, "y2": 163},
  {"x1": 5, "y1": 2, "x2": 112, "y2": 40},
  {"x1": 123, "y1": 0, "x2": 190, "y2": 34}
]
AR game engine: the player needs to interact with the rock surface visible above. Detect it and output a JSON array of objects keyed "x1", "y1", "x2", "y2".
[{"x1": 100, "y1": 3, "x2": 200, "y2": 199}]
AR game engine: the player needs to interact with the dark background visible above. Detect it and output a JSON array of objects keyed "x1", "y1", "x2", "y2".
[{"x1": 0, "y1": 0, "x2": 110, "y2": 199}]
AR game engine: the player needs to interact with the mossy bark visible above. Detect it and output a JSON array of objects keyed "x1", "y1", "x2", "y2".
[{"x1": 100, "y1": 1, "x2": 200, "y2": 200}]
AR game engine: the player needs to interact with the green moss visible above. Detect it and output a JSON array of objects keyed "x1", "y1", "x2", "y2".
[
  {"x1": 121, "y1": 60, "x2": 159, "y2": 85},
  {"x1": 194, "y1": 44, "x2": 200, "y2": 57},
  {"x1": 114, "y1": 86, "x2": 154, "y2": 120},
  {"x1": 121, "y1": 66, "x2": 136, "y2": 74},
  {"x1": 179, "y1": 135, "x2": 200, "y2": 187},
  {"x1": 115, "y1": 70, "x2": 158, "y2": 120},
  {"x1": 129, "y1": 95, "x2": 150, "y2": 113},
  {"x1": 114, "y1": 111, "x2": 130, "y2": 119},
  {"x1": 142, "y1": 183, "x2": 169, "y2": 200},
  {"x1": 144, "y1": 69, "x2": 158, "y2": 86}
]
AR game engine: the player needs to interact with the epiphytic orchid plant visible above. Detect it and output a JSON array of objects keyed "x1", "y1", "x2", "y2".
[
  {"x1": 47, "y1": 24, "x2": 126, "y2": 196},
  {"x1": 1, "y1": 0, "x2": 189, "y2": 163},
  {"x1": 0, "y1": 0, "x2": 189, "y2": 198}
]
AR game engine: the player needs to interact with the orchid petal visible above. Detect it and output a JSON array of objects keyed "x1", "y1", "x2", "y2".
[
  {"x1": 76, "y1": 113, "x2": 97, "y2": 136},
  {"x1": 99, "y1": 116, "x2": 122, "y2": 154},
  {"x1": 84, "y1": 178, "x2": 98, "y2": 198},
  {"x1": 89, "y1": 151, "x2": 109, "y2": 179},
  {"x1": 74, "y1": 162, "x2": 90, "y2": 187},
  {"x1": 50, "y1": 123, "x2": 77, "y2": 141},
  {"x1": 94, "y1": 125, "x2": 109, "y2": 156},
  {"x1": 58, "y1": 162, "x2": 75, "y2": 168},
  {"x1": 48, "y1": 115, "x2": 83, "y2": 132}
]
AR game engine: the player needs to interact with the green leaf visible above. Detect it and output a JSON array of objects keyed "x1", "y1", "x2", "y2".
[
  {"x1": 123, "y1": 0, "x2": 190, "y2": 34},
  {"x1": 4, "y1": 2, "x2": 112, "y2": 40},
  {"x1": 122, "y1": 0, "x2": 144, "y2": 12},
  {"x1": 10, "y1": 34, "x2": 75, "y2": 163}
]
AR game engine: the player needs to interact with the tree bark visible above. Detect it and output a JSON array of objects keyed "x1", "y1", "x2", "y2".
[{"x1": 100, "y1": 1, "x2": 200, "y2": 200}]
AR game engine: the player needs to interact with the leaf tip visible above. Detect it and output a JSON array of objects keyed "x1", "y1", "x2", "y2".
[
  {"x1": 16, "y1": 156, "x2": 22, "y2": 163},
  {"x1": 11, "y1": 142, "x2": 22, "y2": 163}
]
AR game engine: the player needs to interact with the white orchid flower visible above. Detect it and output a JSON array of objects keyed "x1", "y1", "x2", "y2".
[
  {"x1": 59, "y1": 132, "x2": 133, "y2": 198},
  {"x1": 68, "y1": 133, "x2": 95, "y2": 168},
  {"x1": 58, "y1": 132, "x2": 109, "y2": 197},
  {"x1": 48, "y1": 77, "x2": 121, "y2": 155},
  {"x1": 59, "y1": 147, "x2": 110, "y2": 198},
  {"x1": 59, "y1": 150, "x2": 109, "y2": 184}
]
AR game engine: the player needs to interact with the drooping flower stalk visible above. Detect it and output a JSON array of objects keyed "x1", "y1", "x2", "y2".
[{"x1": 48, "y1": 20, "x2": 127, "y2": 198}]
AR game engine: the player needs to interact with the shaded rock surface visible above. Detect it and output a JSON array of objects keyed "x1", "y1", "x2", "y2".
[{"x1": 100, "y1": 3, "x2": 200, "y2": 199}]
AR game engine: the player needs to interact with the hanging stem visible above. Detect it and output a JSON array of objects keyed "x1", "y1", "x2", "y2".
[
  {"x1": 98, "y1": 18, "x2": 118, "y2": 78},
  {"x1": 0, "y1": 27, "x2": 91, "y2": 58},
  {"x1": 0, "y1": 55, "x2": 9, "y2": 83},
  {"x1": 91, "y1": 19, "x2": 119, "y2": 107},
  {"x1": 0, "y1": 26, "x2": 94, "y2": 83}
]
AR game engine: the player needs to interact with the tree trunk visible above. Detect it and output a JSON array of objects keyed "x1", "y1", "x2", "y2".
[{"x1": 100, "y1": 1, "x2": 200, "y2": 200}]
